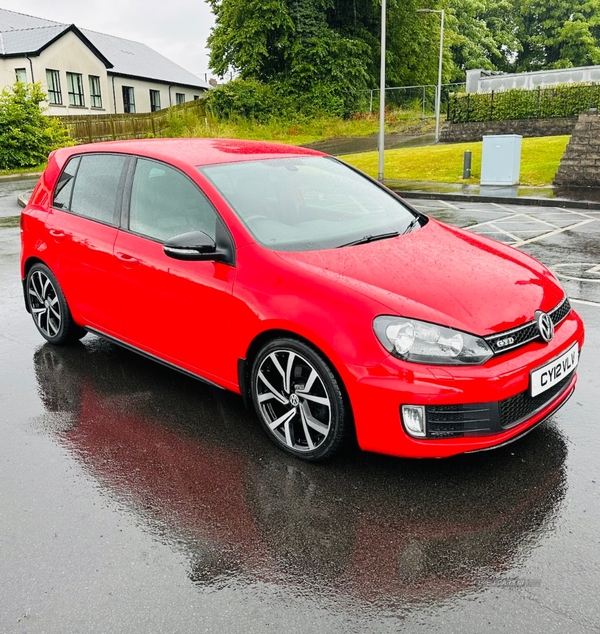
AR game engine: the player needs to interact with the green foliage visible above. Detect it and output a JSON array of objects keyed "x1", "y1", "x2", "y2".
[
  {"x1": 487, "y1": 0, "x2": 600, "y2": 72},
  {"x1": 204, "y1": 79, "x2": 285, "y2": 121},
  {"x1": 448, "y1": 84, "x2": 600, "y2": 123},
  {"x1": 0, "y1": 82, "x2": 69, "y2": 170}
]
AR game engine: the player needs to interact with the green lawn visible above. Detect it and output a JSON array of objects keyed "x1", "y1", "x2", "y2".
[{"x1": 339, "y1": 136, "x2": 570, "y2": 186}]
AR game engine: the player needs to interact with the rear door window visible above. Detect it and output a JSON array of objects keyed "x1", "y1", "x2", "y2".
[{"x1": 69, "y1": 154, "x2": 127, "y2": 225}]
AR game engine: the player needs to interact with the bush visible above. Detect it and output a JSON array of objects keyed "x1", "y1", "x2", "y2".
[
  {"x1": 0, "y1": 82, "x2": 70, "y2": 169},
  {"x1": 204, "y1": 79, "x2": 288, "y2": 123},
  {"x1": 448, "y1": 83, "x2": 600, "y2": 123}
]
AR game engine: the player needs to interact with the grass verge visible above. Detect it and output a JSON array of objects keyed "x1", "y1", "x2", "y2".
[
  {"x1": 339, "y1": 136, "x2": 570, "y2": 186},
  {"x1": 0, "y1": 164, "x2": 46, "y2": 177},
  {"x1": 164, "y1": 110, "x2": 435, "y2": 146}
]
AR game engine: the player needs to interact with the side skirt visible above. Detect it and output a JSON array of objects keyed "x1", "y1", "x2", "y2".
[{"x1": 85, "y1": 328, "x2": 226, "y2": 391}]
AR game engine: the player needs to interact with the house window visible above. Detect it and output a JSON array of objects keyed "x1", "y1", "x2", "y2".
[
  {"x1": 149, "y1": 89, "x2": 161, "y2": 112},
  {"x1": 193, "y1": 95, "x2": 200, "y2": 100},
  {"x1": 175, "y1": 93, "x2": 185, "y2": 105},
  {"x1": 66, "y1": 72, "x2": 85, "y2": 106},
  {"x1": 46, "y1": 70, "x2": 62, "y2": 105},
  {"x1": 89, "y1": 76, "x2": 102, "y2": 108},
  {"x1": 122, "y1": 86, "x2": 135, "y2": 113},
  {"x1": 15, "y1": 68, "x2": 27, "y2": 83}
]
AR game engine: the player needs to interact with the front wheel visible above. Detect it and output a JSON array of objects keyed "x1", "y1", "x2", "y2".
[
  {"x1": 26, "y1": 263, "x2": 86, "y2": 345},
  {"x1": 250, "y1": 338, "x2": 351, "y2": 461}
]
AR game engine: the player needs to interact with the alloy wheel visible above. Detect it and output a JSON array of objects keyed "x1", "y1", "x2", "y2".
[
  {"x1": 255, "y1": 349, "x2": 332, "y2": 453},
  {"x1": 28, "y1": 269, "x2": 62, "y2": 338}
]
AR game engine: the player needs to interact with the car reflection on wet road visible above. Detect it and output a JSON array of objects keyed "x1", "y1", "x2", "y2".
[
  {"x1": 1, "y1": 181, "x2": 600, "y2": 633},
  {"x1": 33, "y1": 340, "x2": 567, "y2": 606}
]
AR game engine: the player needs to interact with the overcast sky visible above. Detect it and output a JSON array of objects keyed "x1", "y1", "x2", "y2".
[{"x1": 1, "y1": 0, "x2": 217, "y2": 80}]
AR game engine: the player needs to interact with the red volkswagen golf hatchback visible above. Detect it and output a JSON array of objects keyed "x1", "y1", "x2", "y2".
[{"x1": 21, "y1": 139, "x2": 584, "y2": 461}]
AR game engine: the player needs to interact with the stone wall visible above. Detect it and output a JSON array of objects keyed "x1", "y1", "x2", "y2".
[
  {"x1": 440, "y1": 117, "x2": 578, "y2": 143},
  {"x1": 554, "y1": 111, "x2": 600, "y2": 187}
]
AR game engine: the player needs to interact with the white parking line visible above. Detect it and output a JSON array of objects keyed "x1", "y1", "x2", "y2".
[
  {"x1": 439, "y1": 200, "x2": 459, "y2": 209},
  {"x1": 512, "y1": 218, "x2": 596, "y2": 246},
  {"x1": 570, "y1": 298, "x2": 600, "y2": 307}
]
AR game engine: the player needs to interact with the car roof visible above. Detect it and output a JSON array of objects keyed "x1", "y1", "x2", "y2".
[{"x1": 55, "y1": 138, "x2": 326, "y2": 167}]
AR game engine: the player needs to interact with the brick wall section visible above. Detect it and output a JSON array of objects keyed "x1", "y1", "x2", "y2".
[
  {"x1": 440, "y1": 117, "x2": 577, "y2": 143},
  {"x1": 554, "y1": 111, "x2": 600, "y2": 187}
]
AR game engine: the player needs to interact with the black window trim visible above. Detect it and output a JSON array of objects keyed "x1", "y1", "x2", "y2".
[
  {"x1": 51, "y1": 152, "x2": 132, "y2": 228},
  {"x1": 121, "y1": 155, "x2": 236, "y2": 266},
  {"x1": 46, "y1": 68, "x2": 62, "y2": 105},
  {"x1": 89, "y1": 75, "x2": 102, "y2": 109},
  {"x1": 66, "y1": 71, "x2": 85, "y2": 107}
]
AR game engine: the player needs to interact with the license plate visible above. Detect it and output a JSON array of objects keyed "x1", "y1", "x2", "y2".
[{"x1": 530, "y1": 343, "x2": 579, "y2": 397}]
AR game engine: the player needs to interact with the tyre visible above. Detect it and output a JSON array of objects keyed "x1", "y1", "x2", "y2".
[
  {"x1": 26, "y1": 263, "x2": 86, "y2": 345},
  {"x1": 250, "y1": 337, "x2": 351, "y2": 461}
]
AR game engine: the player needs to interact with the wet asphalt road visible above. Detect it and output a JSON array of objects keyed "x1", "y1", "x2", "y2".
[{"x1": 1, "y1": 179, "x2": 600, "y2": 633}]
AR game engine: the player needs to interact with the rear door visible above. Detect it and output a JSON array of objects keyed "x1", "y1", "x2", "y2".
[{"x1": 46, "y1": 153, "x2": 129, "y2": 336}]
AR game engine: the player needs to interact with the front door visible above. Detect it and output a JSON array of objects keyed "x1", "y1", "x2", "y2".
[{"x1": 114, "y1": 158, "x2": 238, "y2": 386}]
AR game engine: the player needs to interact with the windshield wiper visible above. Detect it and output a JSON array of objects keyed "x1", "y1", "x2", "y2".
[
  {"x1": 402, "y1": 216, "x2": 421, "y2": 235},
  {"x1": 337, "y1": 231, "x2": 400, "y2": 248}
]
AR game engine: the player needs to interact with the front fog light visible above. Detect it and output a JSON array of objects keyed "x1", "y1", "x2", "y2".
[{"x1": 402, "y1": 405, "x2": 426, "y2": 438}]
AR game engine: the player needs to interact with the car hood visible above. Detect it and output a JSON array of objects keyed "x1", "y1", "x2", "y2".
[{"x1": 274, "y1": 219, "x2": 565, "y2": 336}]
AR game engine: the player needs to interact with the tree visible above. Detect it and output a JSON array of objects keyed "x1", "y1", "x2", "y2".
[
  {"x1": 0, "y1": 82, "x2": 69, "y2": 170},
  {"x1": 486, "y1": 0, "x2": 600, "y2": 72},
  {"x1": 207, "y1": 0, "x2": 444, "y2": 116}
]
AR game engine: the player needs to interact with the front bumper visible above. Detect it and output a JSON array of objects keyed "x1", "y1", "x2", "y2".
[{"x1": 345, "y1": 309, "x2": 585, "y2": 458}]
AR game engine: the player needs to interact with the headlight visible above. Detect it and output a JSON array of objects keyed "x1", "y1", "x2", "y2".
[{"x1": 374, "y1": 316, "x2": 493, "y2": 365}]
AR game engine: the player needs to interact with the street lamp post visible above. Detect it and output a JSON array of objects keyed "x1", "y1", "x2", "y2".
[
  {"x1": 378, "y1": 0, "x2": 387, "y2": 181},
  {"x1": 417, "y1": 8, "x2": 445, "y2": 143}
]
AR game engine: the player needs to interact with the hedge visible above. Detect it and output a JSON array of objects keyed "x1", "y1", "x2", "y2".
[{"x1": 448, "y1": 83, "x2": 600, "y2": 123}]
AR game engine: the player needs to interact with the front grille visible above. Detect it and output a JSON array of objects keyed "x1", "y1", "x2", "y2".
[
  {"x1": 423, "y1": 370, "x2": 574, "y2": 439},
  {"x1": 484, "y1": 297, "x2": 571, "y2": 356},
  {"x1": 499, "y1": 372, "x2": 573, "y2": 429}
]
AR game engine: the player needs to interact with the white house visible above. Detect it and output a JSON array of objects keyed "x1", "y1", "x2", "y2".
[{"x1": 0, "y1": 7, "x2": 209, "y2": 115}]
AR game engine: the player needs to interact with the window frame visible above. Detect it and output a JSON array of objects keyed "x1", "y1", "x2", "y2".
[
  {"x1": 66, "y1": 72, "x2": 85, "y2": 107},
  {"x1": 51, "y1": 153, "x2": 132, "y2": 228},
  {"x1": 121, "y1": 156, "x2": 235, "y2": 265},
  {"x1": 89, "y1": 75, "x2": 102, "y2": 109},
  {"x1": 149, "y1": 89, "x2": 161, "y2": 112},
  {"x1": 175, "y1": 93, "x2": 185, "y2": 105},
  {"x1": 46, "y1": 69, "x2": 62, "y2": 105},
  {"x1": 122, "y1": 86, "x2": 136, "y2": 113},
  {"x1": 15, "y1": 68, "x2": 27, "y2": 83}
]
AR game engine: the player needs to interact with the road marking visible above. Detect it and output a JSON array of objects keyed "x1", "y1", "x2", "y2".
[
  {"x1": 570, "y1": 298, "x2": 600, "y2": 307},
  {"x1": 487, "y1": 222, "x2": 523, "y2": 243},
  {"x1": 512, "y1": 218, "x2": 596, "y2": 246},
  {"x1": 439, "y1": 199, "x2": 459, "y2": 209},
  {"x1": 550, "y1": 262, "x2": 600, "y2": 282},
  {"x1": 517, "y1": 212, "x2": 559, "y2": 229},
  {"x1": 464, "y1": 213, "x2": 521, "y2": 230}
]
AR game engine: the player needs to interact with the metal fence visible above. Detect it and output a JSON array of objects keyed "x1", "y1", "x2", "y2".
[
  {"x1": 367, "y1": 83, "x2": 466, "y2": 116},
  {"x1": 447, "y1": 84, "x2": 600, "y2": 123}
]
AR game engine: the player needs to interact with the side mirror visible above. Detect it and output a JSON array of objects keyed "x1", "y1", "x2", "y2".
[{"x1": 163, "y1": 231, "x2": 222, "y2": 261}]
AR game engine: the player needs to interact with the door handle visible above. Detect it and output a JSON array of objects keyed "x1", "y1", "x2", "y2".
[
  {"x1": 49, "y1": 229, "x2": 65, "y2": 240},
  {"x1": 116, "y1": 252, "x2": 139, "y2": 266}
]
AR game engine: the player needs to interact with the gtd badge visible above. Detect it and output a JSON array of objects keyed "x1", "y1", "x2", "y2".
[
  {"x1": 535, "y1": 310, "x2": 554, "y2": 343},
  {"x1": 496, "y1": 336, "x2": 515, "y2": 349}
]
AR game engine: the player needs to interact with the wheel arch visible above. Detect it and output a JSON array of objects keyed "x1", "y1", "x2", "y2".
[
  {"x1": 22, "y1": 256, "x2": 50, "y2": 313},
  {"x1": 238, "y1": 328, "x2": 354, "y2": 424}
]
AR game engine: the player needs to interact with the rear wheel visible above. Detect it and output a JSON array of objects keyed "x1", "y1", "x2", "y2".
[
  {"x1": 26, "y1": 263, "x2": 86, "y2": 345},
  {"x1": 251, "y1": 338, "x2": 350, "y2": 461}
]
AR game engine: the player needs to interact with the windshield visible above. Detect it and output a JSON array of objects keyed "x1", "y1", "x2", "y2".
[{"x1": 199, "y1": 157, "x2": 423, "y2": 251}]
